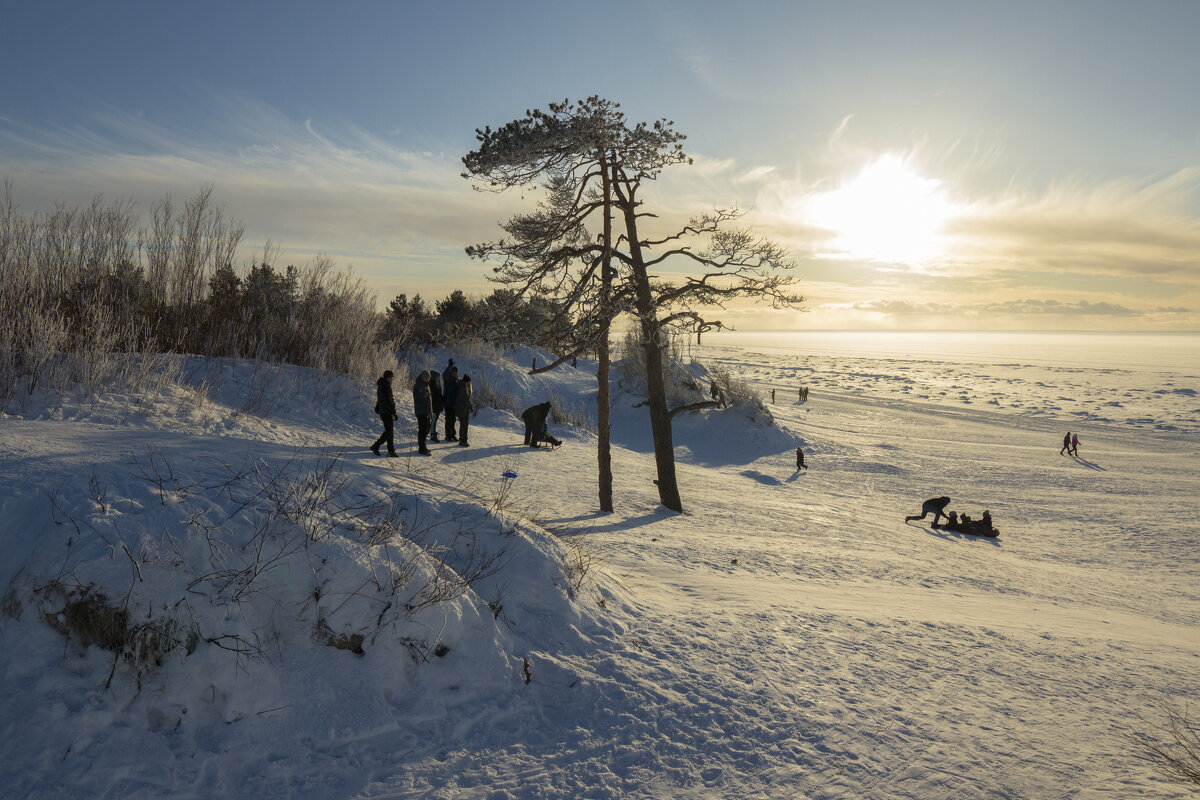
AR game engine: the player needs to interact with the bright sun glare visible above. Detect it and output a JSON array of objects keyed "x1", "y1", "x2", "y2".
[{"x1": 807, "y1": 155, "x2": 954, "y2": 265}]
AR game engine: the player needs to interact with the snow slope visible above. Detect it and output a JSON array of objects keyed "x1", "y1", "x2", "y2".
[{"x1": 1, "y1": 344, "x2": 1197, "y2": 799}]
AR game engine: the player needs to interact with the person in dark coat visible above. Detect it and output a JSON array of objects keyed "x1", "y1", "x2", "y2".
[
  {"x1": 905, "y1": 496, "x2": 951, "y2": 526},
  {"x1": 370, "y1": 370, "x2": 398, "y2": 457},
  {"x1": 412, "y1": 370, "x2": 432, "y2": 455},
  {"x1": 428, "y1": 370, "x2": 443, "y2": 442},
  {"x1": 1060, "y1": 431, "x2": 1072, "y2": 455},
  {"x1": 455, "y1": 375, "x2": 473, "y2": 446},
  {"x1": 795, "y1": 447, "x2": 807, "y2": 470},
  {"x1": 521, "y1": 402, "x2": 552, "y2": 447},
  {"x1": 442, "y1": 365, "x2": 459, "y2": 441}
]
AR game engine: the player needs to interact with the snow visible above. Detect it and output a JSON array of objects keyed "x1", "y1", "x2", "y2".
[{"x1": 2, "y1": 337, "x2": 1198, "y2": 799}]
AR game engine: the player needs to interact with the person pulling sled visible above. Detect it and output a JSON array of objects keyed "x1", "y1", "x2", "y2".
[{"x1": 905, "y1": 496, "x2": 951, "y2": 526}]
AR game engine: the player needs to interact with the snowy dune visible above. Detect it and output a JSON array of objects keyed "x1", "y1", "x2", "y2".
[{"x1": 1, "y1": 338, "x2": 1197, "y2": 799}]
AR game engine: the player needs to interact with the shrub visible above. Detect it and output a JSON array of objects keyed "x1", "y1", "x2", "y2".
[{"x1": 1129, "y1": 702, "x2": 1200, "y2": 790}]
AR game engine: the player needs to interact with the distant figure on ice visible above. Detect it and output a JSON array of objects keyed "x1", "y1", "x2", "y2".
[
  {"x1": 370, "y1": 370, "x2": 398, "y2": 457},
  {"x1": 771, "y1": 388, "x2": 776, "y2": 403},
  {"x1": 521, "y1": 402, "x2": 552, "y2": 447},
  {"x1": 905, "y1": 496, "x2": 951, "y2": 526},
  {"x1": 1060, "y1": 431, "x2": 1072, "y2": 455},
  {"x1": 795, "y1": 447, "x2": 807, "y2": 470},
  {"x1": 1070, "y1": 433, "x2": 1080, "y2": 456}
]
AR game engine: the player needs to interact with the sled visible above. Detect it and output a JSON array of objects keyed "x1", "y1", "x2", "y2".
[{"x1": 933, "y1": 522, "x2": 1000, "y2": 538}]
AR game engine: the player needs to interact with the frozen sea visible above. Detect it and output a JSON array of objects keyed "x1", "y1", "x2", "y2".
[{"x1": 695, "y1": 331, "x2": 1200, "y2": 435}]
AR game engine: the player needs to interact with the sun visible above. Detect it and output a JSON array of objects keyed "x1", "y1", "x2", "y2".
[{"x1": 807, "y1": 155, "x2": 954, "y2": 265}]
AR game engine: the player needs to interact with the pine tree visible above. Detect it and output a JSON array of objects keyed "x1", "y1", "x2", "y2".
[{"x1": 465, "y1": 98, "x2": 805, "y2": 512}]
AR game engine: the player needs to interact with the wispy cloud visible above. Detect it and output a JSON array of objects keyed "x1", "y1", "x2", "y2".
[
  {"x1": 848, "y1": 298, "x2": 1146, "y2": 317},
  {"x1": 946, "y1": 168, "x2": 1200, "y2": 281},
  {"x1": 0, "y1": 97, "x2": 516, "y2": 299}
]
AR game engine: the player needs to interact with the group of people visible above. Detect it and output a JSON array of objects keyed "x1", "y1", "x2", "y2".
[
  {"x1": 766, "y1": 386, "x2": 810, "y2": 404},
  {"x1": 370, "y1": 360, "x2": 565, "y2": 456},
  {"x1": 1059, "y1": 431, "x2": 1080, "y2": 456},
  {"x1": 940, "y1": 509, "x2": 994, "y2": 535},
  {"x1": 904, "y1": 496, "x2": 996, "y2": 536},
  {"x1": 371, "y1": 358, "x2": 474, "y2": 457}
]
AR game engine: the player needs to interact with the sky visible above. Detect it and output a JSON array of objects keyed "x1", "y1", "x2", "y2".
[{"x1": 2, "y1": 0, "x2": 1198, "y2": 331}]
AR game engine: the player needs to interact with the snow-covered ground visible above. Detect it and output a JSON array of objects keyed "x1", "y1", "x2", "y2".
[{"x1": 1, "y1": 339, "x2": 1197, "y2": 799}]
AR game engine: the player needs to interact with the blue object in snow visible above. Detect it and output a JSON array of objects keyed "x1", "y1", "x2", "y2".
[{"x1": 502, "y1": 471, "x2": 518, "y2": 479}]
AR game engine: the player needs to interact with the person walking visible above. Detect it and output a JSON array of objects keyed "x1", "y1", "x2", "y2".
[
  {"x1": 1060, "y1": 432, "x2": 1072, "y2": 455},
  {"x1": 796, "y1": 447, "x2": 807, "y2": 470},
  {"x1": 370, "y1": 370, "x2": 398, "y2": 457},
  {"x1": 412, "y1": 370, "x2": 433, "y2": 455},
  {"x1": 905, "y1": 496, "x2": 952, "y2": 526},
  {"x1": 455, "y1": 375, "x2": 474, "y2": 446},
  {"x1": 428, "y1": 370, "x2": 443, "y2": 442},
  {"x1": 442, "y1": 365, "x2": 459, "y2": 441},
  {"x1": 1070, "y1": 433, "x2": 1080, "y2": 456}
]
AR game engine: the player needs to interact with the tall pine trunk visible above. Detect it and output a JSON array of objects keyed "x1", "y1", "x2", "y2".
[
  {"x1": 620, "y1": 191, "x2": 683, "y2": 512},
  {"x1": 597, "y1": 152, "x2": 614, "y2": 512}
]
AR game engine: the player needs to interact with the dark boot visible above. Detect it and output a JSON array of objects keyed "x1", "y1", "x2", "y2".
[{"x1": 370, "y1": 445, "x2": 380, "y2": 456}]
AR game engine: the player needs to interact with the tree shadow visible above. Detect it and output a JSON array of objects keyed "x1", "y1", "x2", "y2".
[{"x1": 538, "y1": 508, "x2": 670, "y2": 535}]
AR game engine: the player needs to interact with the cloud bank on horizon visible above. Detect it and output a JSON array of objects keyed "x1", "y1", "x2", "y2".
[{"x1": 2, "y1": 0, "x2": 1198, "y2": 331}]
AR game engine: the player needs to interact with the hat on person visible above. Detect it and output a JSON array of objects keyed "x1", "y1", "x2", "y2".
[
  {"x1": 383, "y1": 370, "x2": 394, "y2": 379},
  {"x1": 461, "y1": 375, "x2": 471, "y2": 382}
]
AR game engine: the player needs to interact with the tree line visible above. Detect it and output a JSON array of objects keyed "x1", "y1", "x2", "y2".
[{"x1": 0, "y1": 180, "x2": 580, "y2": 405}]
